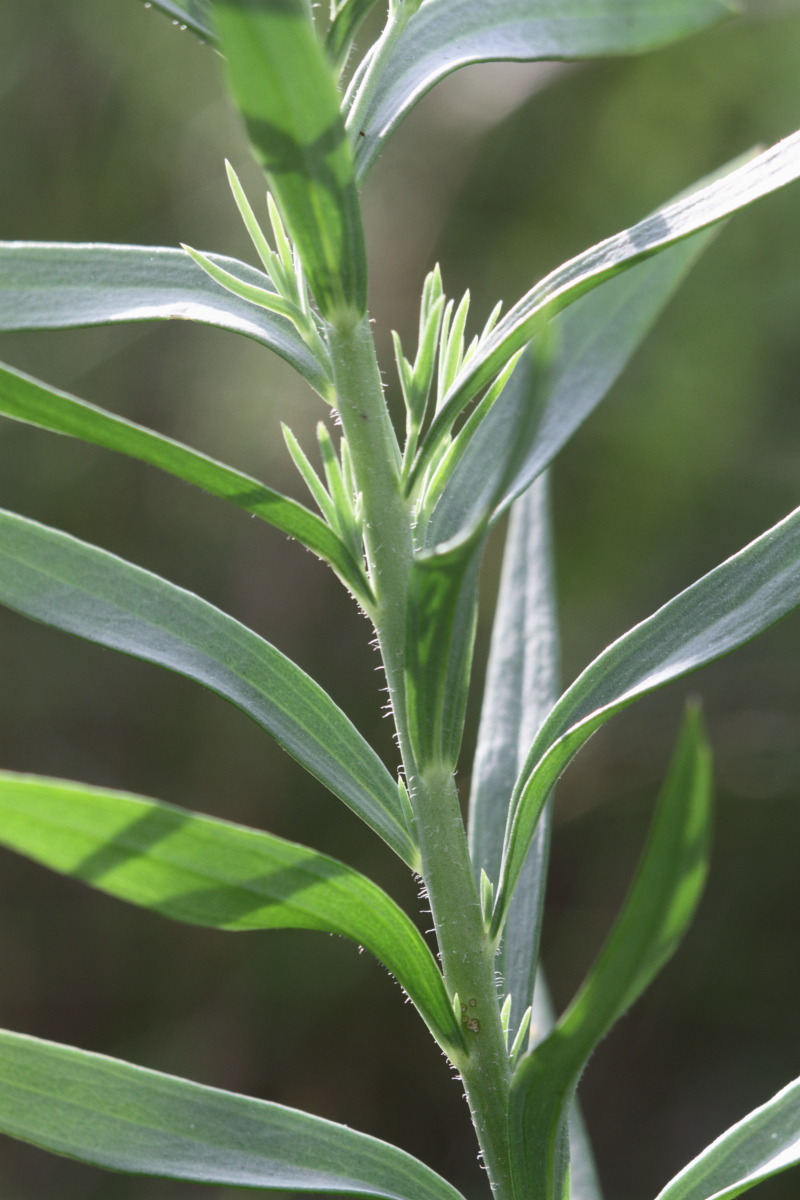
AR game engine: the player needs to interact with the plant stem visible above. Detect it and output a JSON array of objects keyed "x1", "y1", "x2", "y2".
[{"x1": 328, "y1": 316, "x2": 514, "y2": 1200}]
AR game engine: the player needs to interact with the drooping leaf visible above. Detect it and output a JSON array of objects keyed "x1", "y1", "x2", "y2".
[
  {"x1": 405, "y1": 526, "x2": 483, "y2": 771},
  {"x1": 213, "y1": 0, "x2": 367, "y2": 322},
  {"x1": 411, "y1": 131, "x2": 800, "y2": 489},
  {"x1": 509, "y1": 710, "x2": 712, "y2": 1200},
  {"x1": 425, "y1": 229, "x2": 715, "y2": 547},
  {"x1": 493, "y1": 499, "x2": 800, "y2": 932},
  {"x1": 0, "y1": 509, "x2": 416, "y2": 867},
  {"x1": 0, "y1": 362, "x2": 370, "y2": 603},
  {"x1": 346, "y1": 0, "x2": 731, "y2": 178},
  {"x1": 140, "y1": 0, "x2": 214, "y2": 42},
  {"x1": 0, "y1": 1029, "x2": 466, "y2": 1200},
  {"x1": 0, "y1": 771, "x2": 462, "y2": 1054},
  {"x1": 654, "y1": 1074, "x2": 800, "y2": 1200},
  {"x1": 0, "y1": 242, "x2": 332, "y2": 399}
]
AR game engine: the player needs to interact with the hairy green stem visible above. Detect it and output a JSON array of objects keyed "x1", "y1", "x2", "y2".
[{"x1": 328, "y1": 316, "x2": 514, "y2": 1200}]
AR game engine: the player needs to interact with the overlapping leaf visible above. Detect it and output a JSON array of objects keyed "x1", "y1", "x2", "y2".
[
  {"x1": 0, "y1": 361, "x2": 369, "y2": 601},
  {"x1": 509, "y1": 711, "x2": 712, "y2": 1200},
  {"x1": 214, "y1": 0, "x2": 366, "y2": 321},
  {"x1": 0, "y1": 771, "x2": 461, "y2": 1053},
  {"x1": 410, "y1": 130, "x2": 800, "y2": 491},
  {"x1": 0, "y1": 1029, "x2": 466, "y2": 1200},
  {"x1": 493, "y1": 499, "x2": 800, "y2": 932},
  {"x1": 346, "y1": 0, "x2": 731, "y2": 178},
  {"x1": 0, "y1": 242, "x2": 331, "y2": 398},
  {"x1": 654, "y1": 1074, "x2": 800, "y2": 1200},
  {"x1": 0, "y1": 509, "x2": 416, "y2": 866}
]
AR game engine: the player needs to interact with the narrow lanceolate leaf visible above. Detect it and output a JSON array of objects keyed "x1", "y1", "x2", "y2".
[
  {"x1": 468, "y1": 476, "x2": 559, "y2": 1046},
  {"x1": 0, "y1": 1029, "x2": 466, "y2": 1200},
  {"x1": 141, "y1": 0, "x2": 214, "y2": 41},
  {"x1": 413, "y1": 130, "x2": 800, "y2": 488},
  {"x1": 425, "y1": 230, "x2": 716, "y2": 547},
  {"x1": 509, "y1": 711, "x2": 713, "y2": 1200},
  {"x1": 0, "y1": 772, "x2": 462, "y2": 1054},
  {"x1": 214, "y1": 0, "x2": 367, "y2": 321},
  {"x1": 655, "y1": 1074, "x2": 800, "y2": 1200},
  {"x1": 0, "y1": 362, "x2": 370, "y2": 603},
  {"x1": 0, "y1": 510, "x2": 416, "y2": 867},
  {"x1": 346, "y1": 0, "x2": 730, "y2": 178},
  {"x1": 405, "y1": 527, "x2": 483, "y2": 771},
  {"x1": 493, "y1": 500, "x2": 800, "y2": 933}
]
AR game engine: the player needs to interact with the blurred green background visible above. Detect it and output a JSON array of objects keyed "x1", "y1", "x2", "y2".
[{"x1": 1, "y1": 1, "x2": 800, "y2": 1197}]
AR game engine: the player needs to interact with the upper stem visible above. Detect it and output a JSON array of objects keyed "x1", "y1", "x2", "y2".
[{"x1": 327, "y1": 315, "x2": 515, "y2": 1200}]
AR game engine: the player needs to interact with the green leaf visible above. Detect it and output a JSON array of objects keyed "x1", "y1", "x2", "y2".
[
  {"x1": 425, "y1": 229, "x2": 715, "y2": 547},
  {"x1": 412, "y1": 131, "x2": 800, "y2": 488},
  {"x1": 654, "y1": 1074, "x2": 800, "y2": 1200},
  {"x1": 0, "y1": 509, "x2": 416, "y2": 867},
  {"x1": 0, "y1": 361, "x2": 370, "y2": 603},
  {"x1": 0, "y1": 1028, "x2": 466, "y2": 1200},
  {"x1": 468, "y1": 476, "x2": 558, "y2": 1044},
  {"x1": 0, "y1": 242, "x2": 332, "y2": 400},
  {"x1": 493, "y1": 498, "x2": 800, "y2": 934},
  {"x1": 0, "y1": 770, "x2": 462, "y2": 1054},
  {"x1": 141, "y1": 0, "x2": 214, "y2": 42},
  {"x1": 509, "y1": 710, "x2": 713, "y2": 1200},
  {"x1": 346, "y1": 0, "x2": 731, "y2": 178},
  {"x1": 405, "y1": 527, "x2": 483, "y2": 771},
  {"x1": 214, "y1": 0, "x2": 367, "y2": 322},
  {"x1": 326, "y1": 0, "x2": 382, "y2": 72}
]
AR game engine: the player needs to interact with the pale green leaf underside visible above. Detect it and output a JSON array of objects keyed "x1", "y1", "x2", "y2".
[
  {"x1": 509, "y1": 711, "x2": 712, "y2": 1200},
  {"x1": 414, "y1": 130, "x2": 800, "y2": 488},
  {"x1": 140, "y1": 0, "x2": 213, "y2": 41},
  {"x1": 0, "y1": 1029, "x2": 465, "y2": 1200},
  {"x1": 0, "y1": 509, "x2": 416, "y2": 867},
  {"x1": 0, "y1": 242, "x2": 331, "y2": 398},
  {"x1": 347, "y1": 0, "x2": 731, "y2": 178},
  {"x1": 655, "y1": 1074, "x2": 800, "y2": 1200},
  {"x1": 214, "y1": 0, "x2": 367, "y2": 320},
  {"x1": 0, "y1": 361, "x2": 369, "y2": 601},
  {"x1": 0, "y1": 771, "x2": 460, "y2": 1053},
  {"x1": 494, "y1": 499, "x2": 800, "y2": 930}
]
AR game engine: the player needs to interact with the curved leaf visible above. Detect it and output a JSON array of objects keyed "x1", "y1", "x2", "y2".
[
  {"x1": 0, "y1": 508, "x2": 417, "y2": 867},
  {"x1": 346, "y1": 0, "x2": 731, "y2": 179},
  {"x1": 214, "y1": 0, "x2": 367, "y2": 321},
  {"x1": 0, "y1": 360, "x2": 370, "y2": 603},
  {"x1": 493, "y1": 499, "x2": 800, "y2": 932},
  {"x1": 655, "y1": 1074, "x2": 800, "y2": 1200},
  {"x1": 0, "y1": 1029, "x2": 466, "y2": 1200},
  {"x1": 509, "y1": 710, "x2": 712, "y2": 1200},
  {"x1": 0, "y1": 242, "x2": 332, "y2": 399},
  {"x1": 411, "y1": 130, "x2": 800, "y2": 489},
  {"x1": 0, "y1": 770, "x2": 462, "y2": 1054},
  {"x1": 141, "y1": 0, "x2": 214, "y2": 41}
]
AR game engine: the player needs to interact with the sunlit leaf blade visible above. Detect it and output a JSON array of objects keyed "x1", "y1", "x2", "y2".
[
  {"x1": 347, "y1": 0, "x2": 731, "y2": 178},
  {"x1": 0, "y1": 509, "x2": 416, "y2": 867},
  {"x1": 509, "y1": 710, "x2": 712, "y2": 1200},
  {"x1": 214, "y1": 0, "x2": 367, "y2": 321},
  {"x1": 654, "y1": 1074, "x2": 800, "y2": 1200},
  {"x1": 405, "y1": 527, "x2": 482, "y2": 771},
  {"x1": 493, "y1": 499, "x2": 800, "y2": 932},
  {"x1": 415, "y1": 131, "x2": 800, "y2": 486},
  {"x1": 0, "y1": 242, "x2": 332, "y2": 399},
  {"x1": 426, "y1": 230, "x2": 715, "y2": 547},
  {"x1": 0, "y1": 361, "x2": 369, "y2": 602},
  {"x1": 141, "y1": 0, "x2": 214, "y2": 41},
  {"x1": 0, "y1": 1029, "x2": 466, "y2": 1200},
  {"x1": 0, "y1": 771, "x2": 461, "y2": 1054},
  {"x1": 468, "y1": 476, "x2": 558, "y2": 1044},
  {"x1": 326, "y1": 0, "x2": 381, "y2": 72}
]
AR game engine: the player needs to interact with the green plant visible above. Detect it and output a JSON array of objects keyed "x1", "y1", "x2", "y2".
[{"x1": 2, "y1": 1, "x2": 800, "y2": 1197}]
